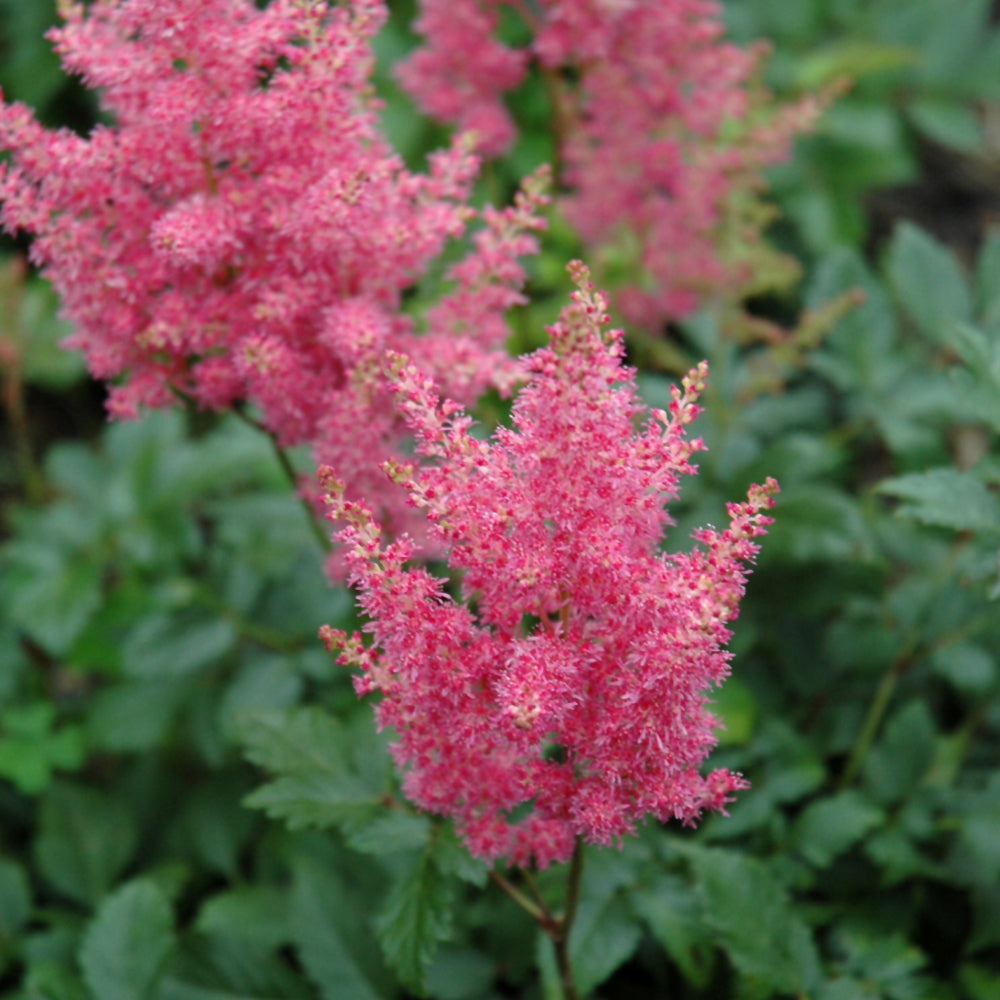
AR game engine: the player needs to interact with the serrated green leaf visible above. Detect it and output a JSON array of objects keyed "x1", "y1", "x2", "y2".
[
  {"x1": 79, "y1": 880, "x2": 176, "y2": 1000},
  {"x1": 886, "y1": 222, "x2": 972, "y2": 343},
  {"x1": 878, "y1": 468, "x2": 1000, "y2": 535},
  {"x1": 123, "y1": 615, "x2": 237, "y2": 679},
  {"x1": 244, "y1": 769, "x2": 381, "y2": 833},
  {"x1": 34, "y1": 784, "x2": 137, "y2": 907},
  {"x1": 424, "y1": 822, "x2": 488, "y2": 887},
  {"x1": 790, "y1": 791, "x2": 886, "y2": 868},
  {"x1": 241, "y1": 709, "x2": 385, "y2": 833},
  {"x1": 690, "y1": 847, "x2": 821, "y2": 995},
  {"x1": 375, "y1": 840, "x2": 457, "y2": 996},
  {"x1": 241, "y1": 708, "x2": 349, "y2": 775},
  {"x1": 0, "y1": 538, "x2": 104, "y2": 656}
]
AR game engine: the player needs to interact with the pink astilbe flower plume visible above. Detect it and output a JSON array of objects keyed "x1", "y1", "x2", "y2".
[
  {"x1": 0, "y1": 0, "x2": 549, "y2": 553},
  {"x1": 321, "y1": 263, "x2": 778, "y2": 867},
  {"x1": 399, "y1": 0, "x2": 828, "y2": 328}
]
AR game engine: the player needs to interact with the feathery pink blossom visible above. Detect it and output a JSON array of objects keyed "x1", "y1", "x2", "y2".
[
  {"x1": 322, "y1": 263, "x2": 777, "y2": 866},
  {"x1": 398, "y1": 0, "x2": 824, "y2": 328},
  {"x1": 0, "y1": 0, "x2": 548, "y2": 552}
]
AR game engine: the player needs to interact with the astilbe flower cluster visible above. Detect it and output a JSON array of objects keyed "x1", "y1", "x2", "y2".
[
  {"x1": 0, "y1": 0, "x2": 548, "y2": 545},
  {"x1": 321, "y1": 264, "x2": 778, "y2": 867},
  {"x1": 399, "y1": 0, "x2": 825, "y2": 327}
]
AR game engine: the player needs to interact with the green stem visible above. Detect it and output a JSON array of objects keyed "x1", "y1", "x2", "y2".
[
  {"x1": 194, "y1": 584, "x2": 304, "y2": 653},
  {"x1": 838, "y1": 655, "x2": 907, "y2": 790},
  {"x1": 227, "y1": 404, "x2": 333, "y2": 554},
  {"x1": 553, "y1": 839, "x2": 585, "y2": 1000},
  {"x1": 488, "y1": 869, "x2": 549, "y2": 926},
  {"x1": 489, "y1": 840, "x2": 585, "y2": 999},
  {"x1": 839, "y1": 540, "x2": 970, "y2": 790}
]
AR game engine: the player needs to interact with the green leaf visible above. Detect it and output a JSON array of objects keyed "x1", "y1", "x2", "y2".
[
  {"x1": 689, "y1": 847, "x2": 821, "y2": 995},
  {"x1": 711, "y1": 676, "x2": 758, "y2": 746},
  {"x1": 375, "y1": 837, "x2": 458, "y2": 996},
  {"x1": 569, "y1": 893, "x2": 641, "y2": 998},
  {"x1": 86, "y1": 678, "x2": 189, "y2": 752},
  {"x1": 829, "y1": 925, "x2": 927, "y2": 994},
  {"x1": 14, "y1": 273, "x2": 86, "y2": 388},
  {"x1": 344, "y1": 811, "x2": 433, "y2": 856},
  {"x1": 34, "y1": 784, "x2": 138, "y2": 907},
  {"x1": 123, "y1": 614, "x2": 237, "y2": 679},
  {"x1": 425, "y1": 947, "x2": 495, "y2": 1000},
  {"x1": 949, "y1": 774, "x2": 1000, "y2": 885},
  {"x1": 218, "y1": 657, "x2": 304, "y2": 742},
  {"x1": 172, "y1": 778, "x2": 258, "y2": 880},
  {"x1": 790, "y1": 791, "x2": 886, "y2": 868},
  {"x1": 887, "y1": 222, "x2": 972, "y2": 344},
  {"x1": 0, "y1": 859, "x2": 32, "y2": 939},
  {"x1": 877, "y1": 468, "x2": 1000, "y2": 535},
  {"x1": 931, "y1": 641, "x2": 999, "y2": 697},
  {"x1": 863, "y1": 701, "x2": 938, "y2": 807},
  {"x1": 291, "y1": 856, "x2": 389, "y2": 1000},
  {"x1": 79, "y1": 880, "x2": 176, "y2": 1000},
  {"x1": 794, "y1": 40, "x2": 917, "y2": 89},
  {"x1": 0, "y1": 537, "x2": 104, "y2": 656},
  {"x1": 195, "y1": 888, "x2": 291, "y2": 952},
  {"x1": 907, "y1": 99, "x2": 984, "y2": 153},
  {"x1": 0, "y1": 701, "x2": 85, "y2": 793},
  {"x1": 422, "y1": 821, "x2": 488, "y2": 887},
  {"x1": 156, "y1": 933, "x2": 314, "y2": 1000},
  {"x1": 886, "y1": 222, "x2": 973, "y2": 343},
  {"x1": 632, "y1": 875, "x2": 713, "y2": 989},
  {"x1": 21, "y1": 960, "x2": 91, "y2": 1000},
  {"x1": 242, "y1": 709, "x2": 385, "y2": 833},
  {"x1": 976, "y1": 230, "x2": 1000, "y2": 329}
]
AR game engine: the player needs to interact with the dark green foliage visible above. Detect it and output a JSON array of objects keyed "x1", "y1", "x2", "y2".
[{"x1": 2, "y1": 1, "x2": 1000, "y2": 998}]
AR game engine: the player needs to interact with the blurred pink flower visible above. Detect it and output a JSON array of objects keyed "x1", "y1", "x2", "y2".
[
  {"x1": 399, "y1": 0, "x2": 824, "y2": 328},
  {"x1": 0, "y1": 0, "x2": 547, "y2": 555}
]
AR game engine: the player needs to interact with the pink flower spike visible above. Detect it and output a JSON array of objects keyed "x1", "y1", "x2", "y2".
[
  {"x1": 0, "y1": 1, "x2": 551, "y2": 568},
  {"x1": 325, "y1": 262, "x2": 777, "y2": 866}
]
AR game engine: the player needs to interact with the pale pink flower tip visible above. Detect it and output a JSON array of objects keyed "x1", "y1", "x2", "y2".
[{"x1": 324, "y1": 263, "x2": 777, "y2": 867}]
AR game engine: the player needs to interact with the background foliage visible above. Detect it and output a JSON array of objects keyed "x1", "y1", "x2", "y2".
[{"x1": 1, "y1": 0, "x2": 999, "y2": 998}]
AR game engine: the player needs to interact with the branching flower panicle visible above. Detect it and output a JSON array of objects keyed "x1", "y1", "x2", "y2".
[
  {"x1": 0, "y1": 0, "x2": 549, "y2": 555},
  {"x1": 398, "y1": 0, "x2": 827, "y2": 328},
  {"x1": 322, "y1": 263, "x2": 778, "y2": 867}
]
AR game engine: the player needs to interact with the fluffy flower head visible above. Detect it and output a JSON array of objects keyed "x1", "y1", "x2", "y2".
[
  {"x1": 322, "y1": 263, "x2": 777, "y2": 866},
  {"x1": 0, "y1": 0, "x2": 549, "y2": 558}
]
